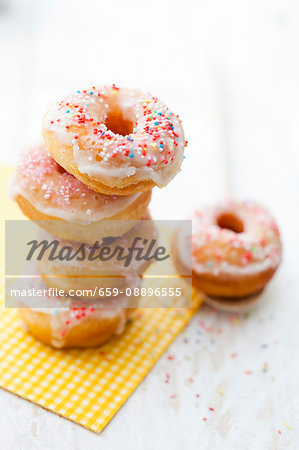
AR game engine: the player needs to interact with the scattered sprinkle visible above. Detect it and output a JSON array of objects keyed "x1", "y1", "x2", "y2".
[{"x1": 283, "y1": 422, "x2": 291, "y2": 430}]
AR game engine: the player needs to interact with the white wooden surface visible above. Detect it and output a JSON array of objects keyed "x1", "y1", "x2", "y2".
[{"x1": 1, "y1": 0, "x2": 299, "y2": 448}]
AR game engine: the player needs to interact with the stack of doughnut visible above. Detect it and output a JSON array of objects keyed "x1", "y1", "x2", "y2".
[
  {"x1": 10, "y1": 84, "x2": 186, "y2": 347},
  {"x1": 172, "y1": 200, "x2": 282, "y2": 312}
]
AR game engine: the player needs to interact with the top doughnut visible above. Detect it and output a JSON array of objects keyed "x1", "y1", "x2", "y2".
[{"x1": 42, "y1": 84, "x2": 186, "y2": 195}]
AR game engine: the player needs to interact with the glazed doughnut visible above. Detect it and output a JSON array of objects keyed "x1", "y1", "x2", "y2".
[
  {"x1": 10, "y1": 145, "x2": 151, "y2": 243},
  {"x1": 174, "y1": 200, "x2": 282, "y2": 299},
  {"x1": 19, "y1": 303, "x2": 134, "y2": 349},
  {"x1": 42, "y1": 85, "x2": 186, "y2": 195},
  {"x1": 36, "y1": 213, "x2": 157, "y2": 298}
]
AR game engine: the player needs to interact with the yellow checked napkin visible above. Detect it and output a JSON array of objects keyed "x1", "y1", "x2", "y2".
[{"x1": 0, "y1": 167, "x2": 202, "y2": 433}]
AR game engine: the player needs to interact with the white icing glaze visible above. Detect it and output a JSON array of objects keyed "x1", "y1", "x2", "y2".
[
  {"x1": 49, "y1": 307, "x2": 128, "y2": 348},
  {"x1": 72, "y1": 138, "x2": 184, "y2": 187},
  {"x1": 43, "y1": 85, "x2": 186, "y2": 186}
]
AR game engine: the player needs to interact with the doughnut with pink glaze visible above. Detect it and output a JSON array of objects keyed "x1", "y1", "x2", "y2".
[
  {"x1": 173, "y1": 200, "x2": 282, "y2": 299},
  {"x1": 10, "y1": 145, "x2": 151, "y2": 242},
  {"x1": 42, "y1": 85, "x2": 186, "y2": 195}
]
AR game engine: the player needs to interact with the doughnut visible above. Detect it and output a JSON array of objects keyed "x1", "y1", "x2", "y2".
[
  {"x1": 42, "y1": 84, "x2": 186, "y2": 195},
  {"x1": 173, "y1": 200, "x2": 282, "y2": 300},
  {"x1": 19, "y1": 303, "x2": 134, "y2": 348},
  {"x1": 10, "y1": 145, "x2": 151, "y2": 243},
  {"x1": 15, "y1": 273, "x2": 140, "y2": 348},
  {"x1": 36, "y1": 213, "x2": 158, "y2": 298}
]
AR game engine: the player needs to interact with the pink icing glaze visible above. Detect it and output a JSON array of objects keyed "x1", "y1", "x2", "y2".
[
  {"x1": 191, "y1": 200, "x2": 282, "y2": 275},
  {"x1": 12, "y1": 145, "x2": 141, "y2": 221}
]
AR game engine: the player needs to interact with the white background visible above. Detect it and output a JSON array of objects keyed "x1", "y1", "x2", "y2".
[{"x1": 0, "y1": 0, "x2": 299, "y2": 449}]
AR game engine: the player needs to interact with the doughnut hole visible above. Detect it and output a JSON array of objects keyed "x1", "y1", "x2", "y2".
[
  {"x1": 105, "y1": 106, "x2": 134, "y2": 136},
  {"x1": 217, "y1": 212, "x2": 244, "y2": 233}
]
